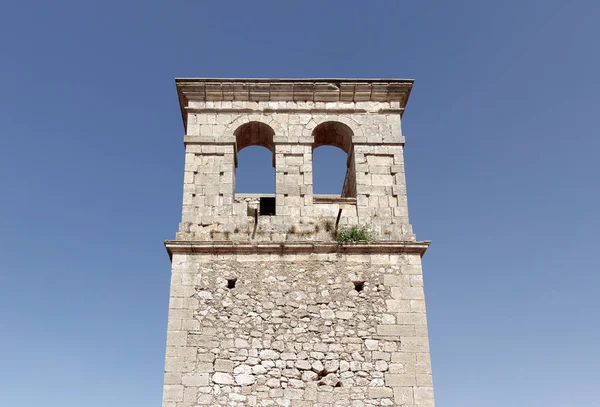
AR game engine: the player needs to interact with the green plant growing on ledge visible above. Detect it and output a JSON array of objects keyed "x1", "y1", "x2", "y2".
[{"x1": 336, "y1": 226, "x2": 372, "y2": 245}]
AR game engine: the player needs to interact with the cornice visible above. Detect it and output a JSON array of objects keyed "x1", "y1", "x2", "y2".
[
  {"x1": 175, "y1": 78, "x2": 413, "y2": 103},
  {"x1": 183, "y1": 107, "x2": 404, "y2": 115},
  {"x1": 175, "y1": 78, "x2": 414, "y2": 126},
  {"x1": 164, "y1": 240, "x2": 430, "y2": 261}
]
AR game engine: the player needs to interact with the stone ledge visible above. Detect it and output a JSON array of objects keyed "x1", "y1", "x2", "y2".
[
  {"x1": 184, "y1": 107, "x2": 403, "y2": 115},
  {"x1": 313, "y1": 195, "x2": 357, "y2": 205},
  {"x1": 183, "y1": 136, "x2": 405, "y2": 146},
  {"x1": 164, "y1": 240, "x2": 430, "y2": 260}
]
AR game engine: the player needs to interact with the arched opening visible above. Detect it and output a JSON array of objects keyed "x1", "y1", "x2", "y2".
[
  {"x1": 234, "y1": 122, "x2": 276, "y2": 215},
  {"x1": 312, "y1": 122, "x2": 356, "y2": 197},
  {"x1": 235, "y1": 146, "x2": 275, "y2": 194},
  {"x1": 312, "y1": 146, "x2": 348, "y2": 194},
  {"x1": 235, "y1": 122, "x2": 275, "y2": 162}
]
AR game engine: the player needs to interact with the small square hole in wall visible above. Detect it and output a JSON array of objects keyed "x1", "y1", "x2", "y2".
[
  {"x1": 354, "y1": 281, "x2": 365, "y2": 292},
  {"x1": 220, "y1": 172, "x2": 224, "y2": 176},
  {"x1": 192, "y1": 194, "x2": 196, "y2": 198},
  {"x1": 227, "y1": 278, "x2": 237, "y2": 289},
  {"x1": 259, "y1": 197, "x2": 276, "y2": 216}
]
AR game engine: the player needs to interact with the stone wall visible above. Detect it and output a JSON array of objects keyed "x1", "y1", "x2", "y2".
[
  {"x1": 177, "y1": 100, "x2": 413, "y2": 242},
  {"x1": 162, "y1": 248, "x2": 434, "y2": 407}
]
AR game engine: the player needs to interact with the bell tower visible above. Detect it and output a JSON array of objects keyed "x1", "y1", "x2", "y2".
[{"x1": 162, "y1": 79, "x2": 435, "y2": 406}]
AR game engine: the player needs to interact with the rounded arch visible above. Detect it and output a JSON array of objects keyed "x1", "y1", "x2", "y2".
[
  {"x1": 303, "y1": 116, "x2": 363, "y2": 142},
  {"x1": 311, "y1": 121, "x2": 354, "y2": 154},
  {"x1": 311, "y1": 121, "x2": 357, "y2": 198},
  {"x1": 233, "y1": 121, "x2": 277, "y2": 194},
  {"x1": 226, "y1": 115, "x2": 285, "y2": 142},
  {"x1": 234, "y1": 121, "x2": 275, "y2": 154}
]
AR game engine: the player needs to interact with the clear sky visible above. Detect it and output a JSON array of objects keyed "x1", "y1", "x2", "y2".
[{"x1": 1, "y1": 1, "x2": 599, "y2": 406}]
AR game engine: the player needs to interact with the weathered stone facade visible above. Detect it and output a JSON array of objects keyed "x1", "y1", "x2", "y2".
[{"x1": 163, "y1": 79, "x2": 435, "y2": 406}]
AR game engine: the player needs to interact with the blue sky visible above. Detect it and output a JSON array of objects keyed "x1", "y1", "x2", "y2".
[{"x1": 1, "y1": 1, "x2": 599, "y2": 406}]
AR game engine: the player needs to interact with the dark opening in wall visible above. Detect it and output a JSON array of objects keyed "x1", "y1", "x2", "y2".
[
  {"x1": 354, "y1": 281, "x2": 365, "y2": 292},
  {"x1": 227, "y1": 278, "x2": 237, "y2": 289},
  {"x1": 259, "y1": 196, "x2": 276, "y2": 216}
]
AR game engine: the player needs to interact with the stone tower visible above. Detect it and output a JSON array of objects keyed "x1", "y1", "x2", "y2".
[{"x1": 162, "y1": 79, "x2": 435, "y2": 407}]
